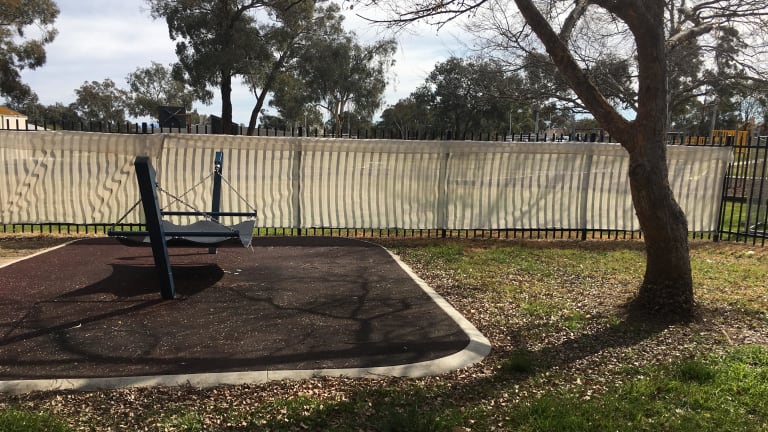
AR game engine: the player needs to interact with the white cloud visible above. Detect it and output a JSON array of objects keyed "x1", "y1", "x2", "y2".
[{"x1": 19, "y1": 0, "x2": 469, "y2": 123}]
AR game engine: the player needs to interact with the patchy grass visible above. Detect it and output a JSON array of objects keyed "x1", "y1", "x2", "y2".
[
  {"x1": 0, "y1": 409, "x2": 71, "y2": 432},
  {"x1": 506, "y1": 345, "x2": 768, "y2": 432},
  {"x1": 1, "y1": 236, "x2": 767, "y2": 431}
]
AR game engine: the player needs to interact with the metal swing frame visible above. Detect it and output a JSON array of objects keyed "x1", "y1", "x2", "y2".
[{"x1": 107, "y1": 151, "x2": 256, "y2": 299}]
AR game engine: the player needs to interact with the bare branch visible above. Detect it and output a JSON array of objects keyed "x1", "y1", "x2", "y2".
[
  {"x1": 667, "y1": 23, "x2": 714, "y2": 49},
  {"x1": 559, "y1": 0, "x2": 591, "y2": 43},
  {"x1": 355, "y1": 0, "x2": 489, "y2": 29},
  {"x1": 513, "y1": 0, "x2": 632, "y2": 143}
]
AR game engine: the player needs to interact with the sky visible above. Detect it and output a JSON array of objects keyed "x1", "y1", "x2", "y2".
[{"x1": 20, "y1": 1, "x2": 471, "y2": 124}]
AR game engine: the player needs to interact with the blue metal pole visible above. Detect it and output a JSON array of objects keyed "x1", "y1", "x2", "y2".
[
  {"x1": 209, "y1": 151, "x2": 224, "y2": 254},
  {"x1": 134, "y1": 156, "x2": 175, "y2": 299}
]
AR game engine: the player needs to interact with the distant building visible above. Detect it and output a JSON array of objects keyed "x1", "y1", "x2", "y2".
[{"x1": 0, "y1": 106, "x2": 28, "y2": 130}]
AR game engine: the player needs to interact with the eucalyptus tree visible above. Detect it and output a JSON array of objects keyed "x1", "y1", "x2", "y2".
[
  {"x1": 267, "y1": 72, "x2": 324, "y2": 131},
  {"x1": 242, "y1": 2, "x2": 343, "y2": 135},
  {"x1": 147, "y1": 0, "x2": 298, "y2": 134},
  {"x1": 379, "y1": 87, "x2": 433, "y2": 139},
  {"x1": 297, "y1": 31, "x2": 396, "y2": 136},
  {"x1": 125, "y1": 62, "x2": 196, "y2": 120},
  {"x1": 422, "y1": 56, "x2": 517, "y2": 137},
  {"x1": 72, "y1": 79, "x2": 128, "y2": 124},
  {"x1": 0, "y1": 0, "x2": 59, "y2": 104},
  {"x1": 362, "y1": 0, "x2": 768, "y2": 319},
  {"x1": 17, "y1": 99, "x2": 81, "y2": 128}
]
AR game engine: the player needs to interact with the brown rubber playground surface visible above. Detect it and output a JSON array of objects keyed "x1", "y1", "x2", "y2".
[{"x1": 0, "y1": 237, "x2": 471, "y2": 381}]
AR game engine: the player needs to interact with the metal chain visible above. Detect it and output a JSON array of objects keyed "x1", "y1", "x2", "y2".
[
  {"x1": 112, "y1": 165, "x2": 256, "y2": 234},
  {"x1": 109, "y1": 197, "x2": 143, "y2": 230},
  {"x1": 157, "y1": 184, "x2": 211, "y2": 218},
  {"x1": 161, "y1": 169, "x2": 215, "y2": 210},
  {"x1": 218, "y1": 173, "x2": 258, "y2": 215}
]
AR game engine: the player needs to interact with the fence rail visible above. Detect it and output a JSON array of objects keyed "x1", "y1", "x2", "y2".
[{"x1": 0, "y1": 118, "x2": 646, "y2": 143}]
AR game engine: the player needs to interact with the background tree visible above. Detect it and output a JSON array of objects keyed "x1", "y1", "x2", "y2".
[
  {"x1": 72, "y1": 79, "x2": 127, "y2": 124},
  {"x1": 268, "y1": 73, "x2": 324, "y2": 131},
  {"x1": 42, "y1": 102, "x2": 81, "y2": 127},
  {"x1": 148, "y1": 0, "x2": 288, "y2": 134},
  {"x1": 382, "y1": 57, "x2": 569, "y2": 138},
  {"x1": 242, "y1": 1, "x2": 341, "y2": 135},
  {"x1": 295, "y1": 31, "x2": 396, "y2": 136},
  {"x1": 125, "y1": 62, "x2": 196, "y2": 120},
  {"x1": 379, "y1": 90, "x2": 433, "y2": 139},
  {"x1": 423, "y1": 56, "x2": 513, "y2": 138},
  {"x1": 364, "y1": 0, "x2": 768, "y2": 319},
  {"x1": 0, "y1": 0, "x2": 59, "y2": 105}
]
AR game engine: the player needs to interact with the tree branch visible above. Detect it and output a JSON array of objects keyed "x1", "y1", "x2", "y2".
[
  {"x1": 667, "y1": 23, "x2": 715, "y2": 49},
  {"x1": 357, "y1": 0, "x2": 489, "y2": 29},
  {"x1": 513, "y1": 0, "x2": 632, "y2": 143},
  {"x1": 559, "y1": 0, "x2": 591, "y2": 44}
]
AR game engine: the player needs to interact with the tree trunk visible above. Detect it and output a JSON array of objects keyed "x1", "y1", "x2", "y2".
[
  {"x1": 624, "y1": 0, "x2": 694, "y2": 319},
  {"x1": 220, "y1": 70, "x2": 233, "y2": 135},
  {"x1": 247, "y1": 54, "x2": 288, "y2": 136},
  {"x1": 247, "y1": 92, "x2": 268, "y2": 136},
  {"x1": 625, "y1": 133, "x2": 694, "y2": 318},
  {"x1": 513, "y1": 0, "x2": 695, "y2": 320}
]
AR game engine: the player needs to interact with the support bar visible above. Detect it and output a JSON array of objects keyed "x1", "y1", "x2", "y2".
[
  {"x1": 161, "y1": 211, "x2": 256, "y2": 217},
  {"x1": 209, "y1": 150, "x2": 224, "y2": 254},
  {"x1": 108, "y1": 230, "x2": 240, "y2": 238},
  {"x1": 134, "y1": 156, "x2": 176, "y2": 299}
]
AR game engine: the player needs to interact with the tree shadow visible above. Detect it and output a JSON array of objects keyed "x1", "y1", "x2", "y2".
[
  {"x1": 60, "y1": 263, "x2": 223, "y2": 299},
  {"x1": 276, "y1": 308, "x2": 677, "y2": 429}
]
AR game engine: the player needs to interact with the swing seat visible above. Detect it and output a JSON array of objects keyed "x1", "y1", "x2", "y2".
[{"x1": 109, "y1": 219, "x2": 256, "y2": 248}]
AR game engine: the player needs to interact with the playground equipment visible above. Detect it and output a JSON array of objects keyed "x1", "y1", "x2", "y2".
[{"x1": 108, "y1": 151, "x2": 256, "y2": 299}]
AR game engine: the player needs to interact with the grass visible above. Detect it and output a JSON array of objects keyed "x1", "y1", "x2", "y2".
[
  {"x1": 1, "y1": 236, "x2": 767, "y2": 431},
  {"x1": 507, "y1": 345, "x2": 768, "y2": 432},
  {"x1": 720, "y1": 199, "x2": 767, "y2": 235},
  {"x1": 0, "y1": 409, "x2": 71, "y2": 432}
]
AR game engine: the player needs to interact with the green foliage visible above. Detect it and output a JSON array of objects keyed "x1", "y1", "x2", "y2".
[
  {"x1": 125, "y1": 62, "x2": 195, "y2": 119},
  {"x1": 241, "y1": 1, "x2": 326, "y2": 134},
  {"x1": 501, "y1": 349, "x2": 537, "y2": 374},
  {"x1": 147, "y1": 0, "x2": 288, "y2": 130},
  {"x1": 0, "y1": 0, "x2": 59, "y2": 103},
  {"x1": 72, "y1": 79, "x2": 127, "y2": 124},
  {"x1": 386, "y1": 54, "x2": 582, "y2": 137},
  {"x1": 379, "y1": 89, "x2": 434, "y2": 139},
  {"x1": 425, "y1": 56, "x2": 520, "y2": 137},
  {"x1": 295, "y1": 31, "x2": 397, "y2": 135}
]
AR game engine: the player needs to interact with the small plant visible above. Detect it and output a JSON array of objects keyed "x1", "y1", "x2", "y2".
[
  {"x1": 563, "y1": 310, "x2": 589, "y2": 331},
  {"x1": 501, "y1": 349, "x2": 537, "y2": 374},
  {"x1": 521, "y1": 300, "x2": 557, "y2": 318},
  {"x1": 370, "y1": 405, "x2": 466, "y2": 432},
  {"x1": 675, "y1": 359, "x2": 716, "y2": 384}
]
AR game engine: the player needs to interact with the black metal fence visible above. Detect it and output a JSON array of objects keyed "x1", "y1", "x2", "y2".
[
  {"x1": 5, "y1": 118, "x2": 615, "y2": 142},
  {"x1": 2, "y1": 123, "x2": 766, "y2": 245},
  {"x1": 717, "y1": 135, "x2": 768, "y2": 246}
]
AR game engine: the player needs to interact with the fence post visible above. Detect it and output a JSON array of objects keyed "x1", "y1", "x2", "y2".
[
  {"x1": 291, "y1": 143, "x2": 303, "y2": 236},
  {"x1": 580, "y1": 150, "x2": 594, "y2": 241},
  {"x1": 437, "y1": 148, "x2": 450, "y2": 238}
]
